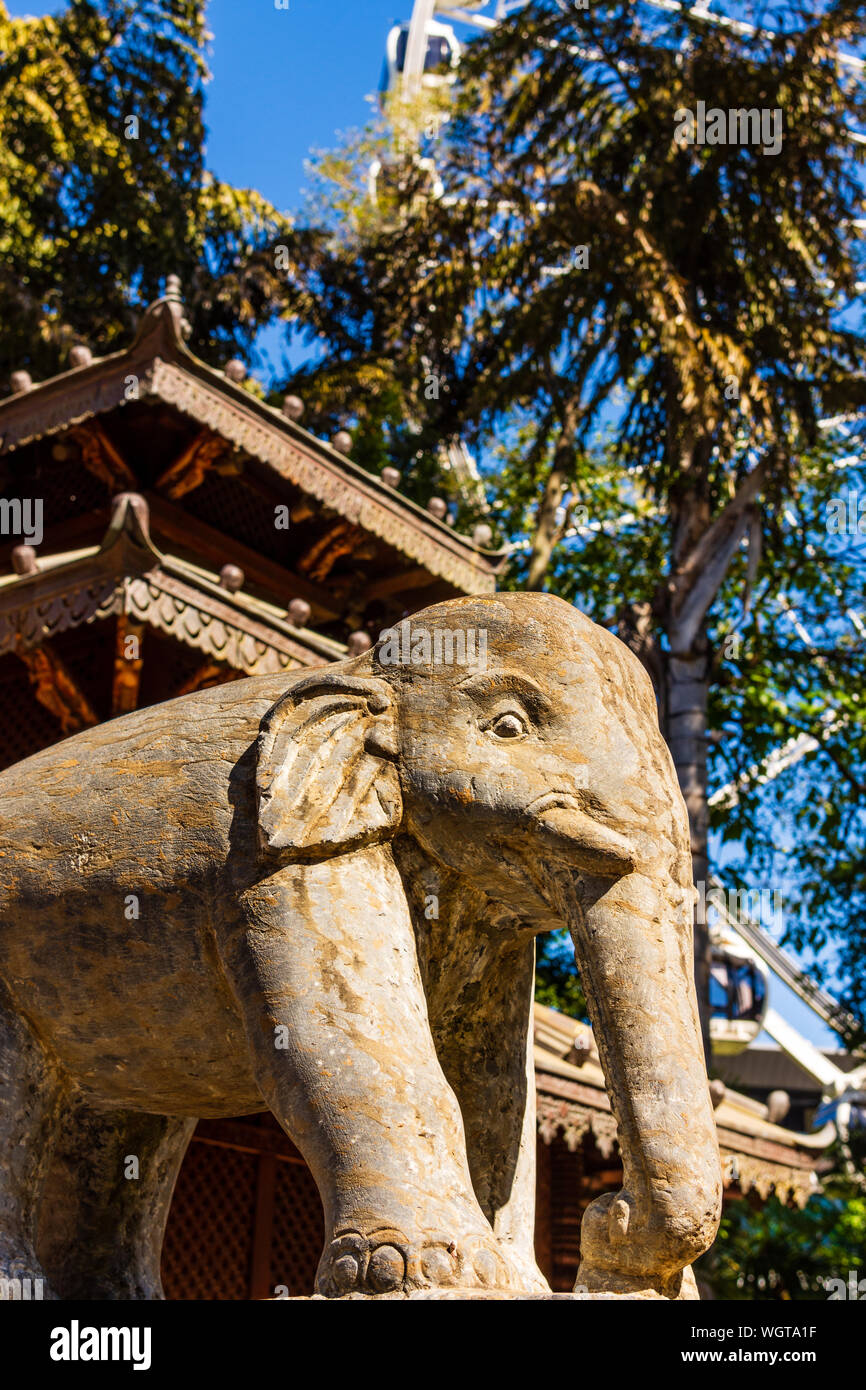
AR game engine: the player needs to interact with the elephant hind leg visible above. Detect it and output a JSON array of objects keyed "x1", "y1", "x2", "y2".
[
  {"x1": 36, "y1": 1098, "x2": 195, "y2": 1300},
  {"x1": 0, "y1": 980, "x2": 65, "y2": 1300}
]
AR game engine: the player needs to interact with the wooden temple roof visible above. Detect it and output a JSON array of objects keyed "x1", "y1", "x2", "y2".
[
  {"x1": 0, "y1": 282, "x2": 508, "y2": 763},
  {"x1": 0, "y1": 279, "x2": 506, "y2": 607}
]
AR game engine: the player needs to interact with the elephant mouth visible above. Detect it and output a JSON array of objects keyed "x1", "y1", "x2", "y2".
[{"x1": 525, "y1": 793, "x2": 636, "y2": 878}]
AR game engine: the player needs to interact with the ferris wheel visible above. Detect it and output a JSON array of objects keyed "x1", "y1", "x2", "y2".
[
  {"x1": 383, "y1": 0, "x2": 865, "y2": 96},
  {"x1": 382, "y1": 2, "x2": 516, "y2": 96}
]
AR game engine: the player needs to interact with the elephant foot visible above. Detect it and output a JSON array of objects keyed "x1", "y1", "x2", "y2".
[
  {"x1": 317, "y1": 1226, "x2": 537, "y2": 1298},
  {"x1": 577, "y1": 1262, "x2": 700, "y2": 1301}
]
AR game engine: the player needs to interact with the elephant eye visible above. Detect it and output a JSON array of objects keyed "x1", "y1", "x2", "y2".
[{"x1": 489, "y1": 711, "x2": 527, "y2": 740}]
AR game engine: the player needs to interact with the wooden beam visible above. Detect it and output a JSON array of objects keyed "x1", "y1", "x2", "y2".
[
  {"x1": 364, "y1": 565, "x2": 437, "y2": 601},
  {"x1": 15, "y1": 641, "x2": 99, "y2": 735},
  {"x1": 112, "y1": 615, "x2": 145, "y2": 717},
  {"x1": 192, "y1": 1118, "x2": 306, "y2": 1163},
  {"x1": 72, "y1": 422, "x2": 138, "y2": 492},
  {"x1": 154, "y1": 429, "x2": 231, "y2": 501},
  {"x1": 144, "y1": 492, "x2": 341, "y2": 621}
]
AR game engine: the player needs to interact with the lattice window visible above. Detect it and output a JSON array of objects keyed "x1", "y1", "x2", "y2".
[
  {"x1": 550, "y1": 1133, "x2": 585, "y2": 1291},
  {"x1": 270, "y1": 1159, "x2": 325, "y2": 1299},
  {"x1": 18, "y1": 448, "x2": 111, "y2": 527},
  {"x1": 161, "y1": 1141, "x2": 259, "y2": 1301},
  {"x1": 161, "y1": 1119, "x2": 326, "y2": 1302},
  {"x1": 182, "y1": 472, "x2": 296, "y2": 569}
]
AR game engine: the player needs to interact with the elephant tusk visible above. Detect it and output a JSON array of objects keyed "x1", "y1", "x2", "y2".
[{"x1": 610, "y1": 1196, "x2": 630, "y2": 1238}]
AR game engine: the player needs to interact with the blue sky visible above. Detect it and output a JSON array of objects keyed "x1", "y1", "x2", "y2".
[
  {"x1": 201, "y1": 0, "x2": 407, "y2": 215},
  {"x1": 11, "y1": 0, "x2": 847, "y2": 1056},
  {"x1": 10, "y1": 0, "x2": 410, "y2": 211}
]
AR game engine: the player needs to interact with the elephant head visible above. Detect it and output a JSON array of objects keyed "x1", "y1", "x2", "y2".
[{"x1": 255, "y1": 592, "x2": 722, "y2": 1298}]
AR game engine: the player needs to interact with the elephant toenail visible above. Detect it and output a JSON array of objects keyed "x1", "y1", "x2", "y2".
[
  {"x1": 331, "y1": 1255, "x2": 360, "y2": 1292},
  {"x1": 368, "y1": 1245, "x2": 405, "y2": 1292},
  {"x1": 421, "y1": 1247, "x2": 455, "y2": 1284},
  {"x1": 473, "y1": 1249, "x2": 499, "y2": 1287}
]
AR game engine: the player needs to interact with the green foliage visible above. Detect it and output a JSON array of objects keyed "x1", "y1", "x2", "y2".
[
  {"x1": 534, "y1": 930, "x2": 588, "y2": 1020},
  {"x1": 699, "y1": 1165, "x2": 866, "y2": 1300},
  {"x1": 0, "y1": 0, "x2": 295, "y2": 381}
]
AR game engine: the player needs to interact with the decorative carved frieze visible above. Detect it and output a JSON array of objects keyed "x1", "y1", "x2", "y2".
[
  {"x1": 123, "y1": 574, "x2": 301, "y2": 677},
  {"x1": 536, "y1": 1095, "x2": 619, "y2": 1158},
  {"x1": 535, "y1": 1073, "x2": 819, "y2": 1207},
  {"x1": 720, "y1": 1151, "x2": 817, "y2": 1209}
]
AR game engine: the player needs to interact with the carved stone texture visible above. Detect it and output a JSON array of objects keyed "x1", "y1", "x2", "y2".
[{"x1": 0, "y1": 593, "x2": 721, "y2": 1301}]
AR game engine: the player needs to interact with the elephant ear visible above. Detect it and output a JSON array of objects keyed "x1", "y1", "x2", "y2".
[{"x1": 256, "y1": 671, "x2": 402, "y2": 858}]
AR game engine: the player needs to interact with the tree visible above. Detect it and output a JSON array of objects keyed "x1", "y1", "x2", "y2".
[
  {"x1": 289, "y1": 1, "x2": 866, "y2": 1038},
  {"x1": 0, "y1": 0, "x2": 295, "y2": 381}
]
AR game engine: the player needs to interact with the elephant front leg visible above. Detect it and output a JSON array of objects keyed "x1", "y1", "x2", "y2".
[{"x1": 226, "y1": 845, "x2": 519, "y2": 1298}]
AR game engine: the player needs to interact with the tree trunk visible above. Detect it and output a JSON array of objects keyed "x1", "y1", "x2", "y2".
[
  {"x1": 663, "y1": 640, "x2": 712, "y2": 1062},
  {"x1": 526, "y1": 403, "x2": 579, "y2": 591}
]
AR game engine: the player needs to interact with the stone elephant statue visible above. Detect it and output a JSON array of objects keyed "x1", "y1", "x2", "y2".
[{"x1": 0, "y1": 592, "x2": 721, "y2": 1300}]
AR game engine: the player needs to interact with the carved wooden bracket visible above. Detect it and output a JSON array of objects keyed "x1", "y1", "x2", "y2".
[
  {"x1": 72, "y1": 422, "x2": 138, "y2": 492},
  {"x1": 112, "y1": 614, "x2": 146, "y2": 717},
  {"x1": 154, "y1": 430, "x2": 233, "y2": 501},
  {"x1": 298, "y1": 520, "x2": 368, "y2": 584},
  {"x1": 14, "y1": 639, "x2": 99, "y2": 735},
  {"x1": 536, "y1": 1095, "x2": 619, "y2": 1159}
]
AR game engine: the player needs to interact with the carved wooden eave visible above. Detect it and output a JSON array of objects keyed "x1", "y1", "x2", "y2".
[
  {"x1": 0, "y1": 494, "x2": 345, "y2": 678},
  {"x1": 0, "y1": 291, "x2": 507, "y2": 598},
  {"x1": 532, "y1": 1003, "x2": 823, "y2": 1208}
]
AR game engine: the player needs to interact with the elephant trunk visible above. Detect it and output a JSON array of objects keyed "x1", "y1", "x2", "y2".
[{"x1": 563, "y1": 866, "x2": 722, "y2": 1298}]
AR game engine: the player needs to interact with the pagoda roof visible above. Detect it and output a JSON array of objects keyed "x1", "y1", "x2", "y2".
[
  {"x1": 0, "y1": 283, "x2": 506, "y2": 597},
  {"x1": 0, "y1": 493, "x2": 343, "y2": 681}
]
